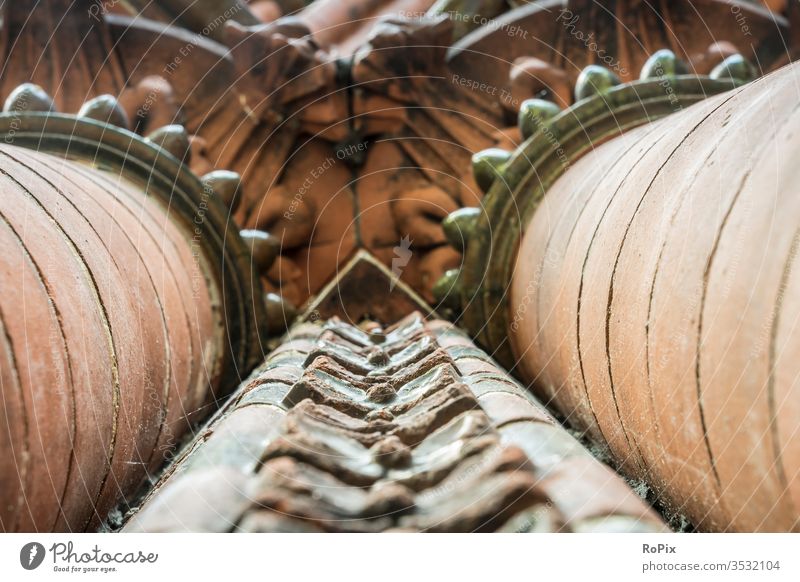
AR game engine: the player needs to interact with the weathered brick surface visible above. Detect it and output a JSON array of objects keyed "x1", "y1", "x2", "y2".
[{"x1": 124, "y1": 314, "x2": 667, "y2": 532}]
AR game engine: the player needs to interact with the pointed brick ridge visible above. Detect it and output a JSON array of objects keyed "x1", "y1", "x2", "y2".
[
  {"x1": 123, "y1": 313, "x2": 667, "y2": 533},
  {"x1": 299, "y1": 249, "x2": 441, "y2": 325}
]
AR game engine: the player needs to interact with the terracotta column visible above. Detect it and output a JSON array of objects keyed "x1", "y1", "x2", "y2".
[
  {"x1": 505, "y1": 63, "x2": 800, "y2": 531},
  {"x1": 0, "y1": 92, "x2": 265, "y2": 531}
]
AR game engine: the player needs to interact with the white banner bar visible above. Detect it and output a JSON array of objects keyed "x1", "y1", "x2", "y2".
[{"x1": 0, "y1": 533, "x2": 798, "y2": 581}]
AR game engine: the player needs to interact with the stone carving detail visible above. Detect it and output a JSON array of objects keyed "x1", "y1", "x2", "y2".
[
  {"x1": 125, "y1": 314, "x2": 666, "y2": 532},
  {"x1": 1, "y1": 1, "x2": 793, "y2": 308},
  {"x1": 0, "y1": 0, "x2": 798, "y2": 535}
]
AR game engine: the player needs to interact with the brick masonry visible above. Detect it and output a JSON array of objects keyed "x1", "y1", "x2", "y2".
[{"x1": 124, "y1": 313, "x2": 667, "y2": 532}]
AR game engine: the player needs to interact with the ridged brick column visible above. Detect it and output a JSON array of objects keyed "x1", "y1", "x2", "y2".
[
  {"x1": 436, "y1": 46, "x2": 800, "y2": 529},
  {"x1": 125, "y1": 313, "x2": 666, "y2": 532},
  {"x1": 0, "y1": 99, "x2": 265, "y2": 532},
  {"x1": 508, "y1": 63, "x2": 800, "y2": 531}
]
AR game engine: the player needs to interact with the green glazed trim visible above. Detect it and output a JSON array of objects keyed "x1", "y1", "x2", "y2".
[{"x1": 458, "y1": 75, "x2": 740, "y2": 366}]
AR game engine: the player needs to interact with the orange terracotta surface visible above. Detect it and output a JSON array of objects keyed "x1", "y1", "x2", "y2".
[
  {"x1": 509, "y1": 62, "x2": 800, "y2": 532},
  {"x1": 0, "y1": 145, "x2": 226, "y2": 531}
]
